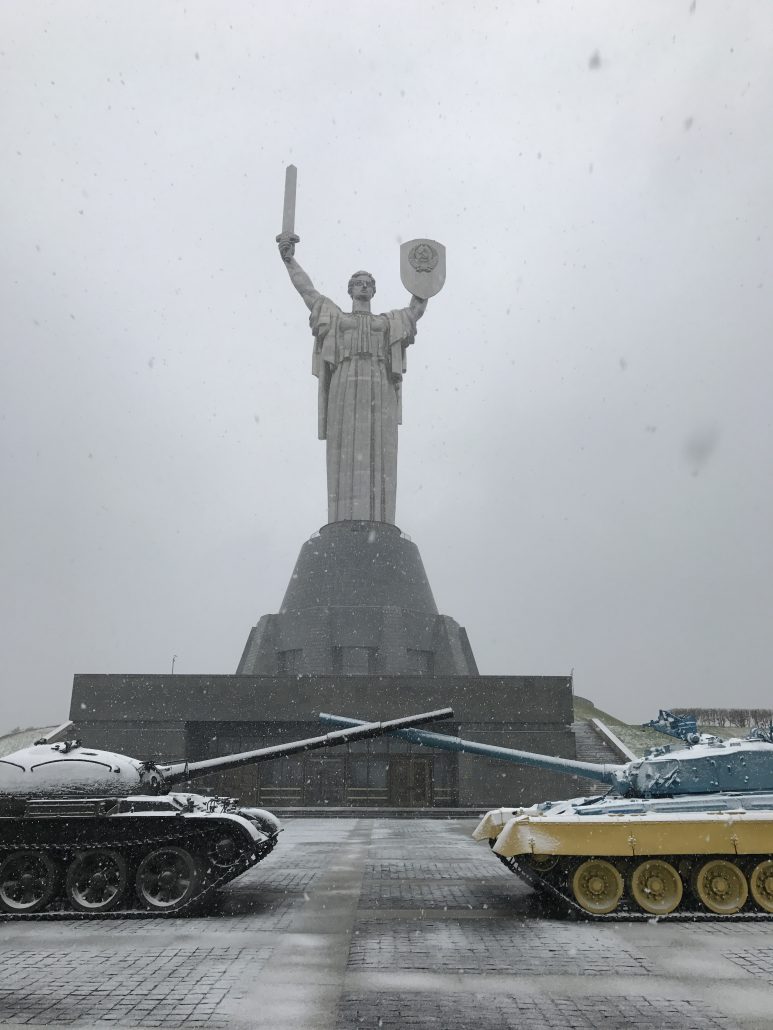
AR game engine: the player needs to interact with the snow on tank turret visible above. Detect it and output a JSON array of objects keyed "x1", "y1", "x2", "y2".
[
  {"x1": 0, "y1": 707, "x2": 452, "y2": 916},
  {"x1": 320, "y1": 709, "x2": 773, "y2": 919}
]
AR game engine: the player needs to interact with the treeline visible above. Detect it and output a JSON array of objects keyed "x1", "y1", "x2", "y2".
[{"x1": 671, "y1": 708, "x2": 773, "y2": 729}]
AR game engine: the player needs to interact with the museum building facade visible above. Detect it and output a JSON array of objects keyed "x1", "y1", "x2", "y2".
[{"x1": 69, "y1": 672, "x2": 581, "y2": 810}]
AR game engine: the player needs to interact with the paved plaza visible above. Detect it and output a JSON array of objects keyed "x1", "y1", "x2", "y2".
[{"x1": 1, "y1": 818, "x2": 772, "y2": 1029}]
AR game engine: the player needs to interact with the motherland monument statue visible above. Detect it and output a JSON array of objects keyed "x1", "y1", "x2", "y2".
[
  {"x1": 237, "y1": 166, "x2": 475, "y2": 679},
  {"x1": 276, "y1": 164, "x2": 445, "y2": 525}
]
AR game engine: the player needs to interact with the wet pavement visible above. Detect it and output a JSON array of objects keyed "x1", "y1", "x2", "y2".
[{"x1": 0, "y1": 818, "x2": 771, "y2": 1029}]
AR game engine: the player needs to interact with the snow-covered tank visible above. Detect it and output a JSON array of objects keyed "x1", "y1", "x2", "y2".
[
  {"x1": 0, "y1": 708, "x2": 452, "y2": 916},
  {"x1": 320, "y1": 709, "x2": 773, "y2": 918}
]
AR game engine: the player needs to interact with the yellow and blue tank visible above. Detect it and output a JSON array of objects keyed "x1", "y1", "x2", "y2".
[{"x1": 322, "y1": 709, "x2": 773, "y2": 918}]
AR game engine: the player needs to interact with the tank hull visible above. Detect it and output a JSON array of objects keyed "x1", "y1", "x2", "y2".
[
  {"x1": 475, "y1": 793, "x2": 773, "y2": 918},
  {"x1": 0, "y1": 792, "x2": 278, "y2": 917}
]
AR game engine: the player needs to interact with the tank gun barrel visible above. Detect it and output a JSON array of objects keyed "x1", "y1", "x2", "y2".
[
  {"x1": 160, "y1": 708, "x2": 454, "y2": 785},
  {"x1": 319, "y1": 713, "x2": 624, "y2": 788}
]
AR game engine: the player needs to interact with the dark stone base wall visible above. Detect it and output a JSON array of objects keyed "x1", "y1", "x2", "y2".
[{"x1": 70, "y1": 673, "x2": 579, "y2": 810}]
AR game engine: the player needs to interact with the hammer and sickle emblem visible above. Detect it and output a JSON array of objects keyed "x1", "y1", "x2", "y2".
[{"x1": 408, "y1": 242, "x2": 439, "y2": 273}]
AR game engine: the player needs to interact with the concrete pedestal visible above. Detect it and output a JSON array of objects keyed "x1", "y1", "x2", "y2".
[{"x1": 237, "y1": 521, "x2": 477, "y2": 677}]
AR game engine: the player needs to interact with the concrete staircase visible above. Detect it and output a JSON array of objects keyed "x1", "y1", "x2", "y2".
[
  {"x1": 572, "y1": 719, "x2": 621, "y2": 763},
  {"x1": 571, "y1": 719, "x2": 622, "y2": 794}
]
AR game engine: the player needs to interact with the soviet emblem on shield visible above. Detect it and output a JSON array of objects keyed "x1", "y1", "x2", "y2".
[
  {"x1": 400, "y1": 238, "x2": 446, "y2": 299},
  {"x1": 409, "y1": 242, "x2": 439, "y2": 273}
]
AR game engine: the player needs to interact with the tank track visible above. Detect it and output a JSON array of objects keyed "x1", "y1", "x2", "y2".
[
  {"x1": 0, "y1": 824, "x2": 278, "y2": 919},
  {"x1": 494, "y1": 849, "x2": 773, "y2": 920}
]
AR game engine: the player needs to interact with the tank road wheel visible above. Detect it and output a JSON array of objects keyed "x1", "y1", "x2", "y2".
[
  {"x1": 630, "y1": 860, "x2": 683, "y2": 916},
  {"x1": 694, "y1": 859, "x2": 748, "y2": 915},
  {"x1": 749, "y1": 860, "x2": 773, "y2": 913},
  {"x1": 135, "y1": 846, "x2": 201, "y2": 912},
  {"x1": 208, "y1": 834, "x2": 242, "y2": 870},
  {"x1": 0, "y1": 851, "x2": 59, "y2": 913},
  {"x1": 66, "y1": 850, "x2": 128, "y2": 913},
  {"x1": 571, "y1": 859, "x2": 624, "y2": 915}
]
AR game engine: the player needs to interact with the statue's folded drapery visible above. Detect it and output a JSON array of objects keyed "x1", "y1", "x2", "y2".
[{"x1": 310, "y1": 296, "x2": 418, "y2": 524}]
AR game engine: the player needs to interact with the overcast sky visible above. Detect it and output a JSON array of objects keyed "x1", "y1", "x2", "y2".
[{"x1": 1, "y1": 1, "x2": 772, "y2": 733}]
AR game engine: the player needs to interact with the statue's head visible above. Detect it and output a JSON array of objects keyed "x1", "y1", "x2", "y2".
[{"x1": 348, "y1": 271, "x2": 376, "y2": 300}]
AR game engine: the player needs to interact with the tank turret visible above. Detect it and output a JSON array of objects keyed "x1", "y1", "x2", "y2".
[
  {"x1": 320, "y1": 709, "x2": 773, "y2": 919},
  {"x1": 0, "y1": 708, "x2": 452, "y2": 916}
]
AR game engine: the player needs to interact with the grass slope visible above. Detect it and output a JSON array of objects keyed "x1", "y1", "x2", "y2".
[{"x1": 574, "y1": 695, "x2": 754, "y2": 757}]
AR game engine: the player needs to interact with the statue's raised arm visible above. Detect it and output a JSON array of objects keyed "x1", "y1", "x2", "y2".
[
  {"x1": 409, "y1": 294, "x2": 428, "y2": 321},
  {"x1": 277, "y1": 232, "x2": 320, "y2": 312}
]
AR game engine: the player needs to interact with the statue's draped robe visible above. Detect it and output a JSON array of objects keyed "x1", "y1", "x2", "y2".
[{"x1": 310, "y1": 297, "x2": 418, "y2": 524}]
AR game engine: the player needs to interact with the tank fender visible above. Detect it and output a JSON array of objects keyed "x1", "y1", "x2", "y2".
[
  {"x1": 237, "y1": 807, "x2": 282, "y2": 837},
  {"x1": 472, "y1": 808, "x2": 523, "y2": 841},
  {"x1": 181, "y1": 810, "x2": 264, "y2": 843}
]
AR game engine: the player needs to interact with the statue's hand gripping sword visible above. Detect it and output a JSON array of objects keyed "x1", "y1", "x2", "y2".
[{"x1": 276, "y1": 164, "x2": 299, "y2": 261}]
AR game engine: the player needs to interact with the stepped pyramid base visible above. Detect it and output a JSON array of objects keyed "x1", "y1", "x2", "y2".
[{"x1": 237, "y1": 521, "x2": 477, "y2": 677}]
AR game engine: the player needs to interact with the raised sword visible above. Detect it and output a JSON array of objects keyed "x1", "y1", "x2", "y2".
[{"x1": 277, "y1": 163, "x2": 300, "y2": 247}]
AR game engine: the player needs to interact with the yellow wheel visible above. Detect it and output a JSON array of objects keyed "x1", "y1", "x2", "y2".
[
  {"x1": 630, "y1": 859, "x2": 683, "y2": 915},
  {"x1": 749, "y1": 860, "x2": 773, "y2": 913},
  {"x1": 694, "y1": 859, "x2": 748, "y2": 915},
  {"x1": 572, "y1": 859, "x2": 624, "y2": 915}
]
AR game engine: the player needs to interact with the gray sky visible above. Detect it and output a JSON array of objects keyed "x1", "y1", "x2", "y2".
[{"x1": 1, "y1": 1, "x2": 772, "y2": 732}]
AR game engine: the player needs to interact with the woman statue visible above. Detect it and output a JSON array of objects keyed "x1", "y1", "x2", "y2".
[{"x1": 277, "y1": 232, "x2": 428, "y2": 525}]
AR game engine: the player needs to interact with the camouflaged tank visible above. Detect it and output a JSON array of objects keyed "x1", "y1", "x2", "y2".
[
  {"x1": 321, "y1": 709, "x2": 773, "y2": 919},
  {"x1": 0, "y1": 708, "x2": 451, "y2": 916}
]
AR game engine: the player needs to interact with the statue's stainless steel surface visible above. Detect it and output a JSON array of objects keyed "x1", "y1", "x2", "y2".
[
  {"x1": 400, "y1": 239, "x2": 446, "y2": 299},
  {"x1": 281, "y1": 164, "x2": 297, "y2": 236},
  {"x1": 276, "y1": 171, "x2": 443, "y2": 523}
]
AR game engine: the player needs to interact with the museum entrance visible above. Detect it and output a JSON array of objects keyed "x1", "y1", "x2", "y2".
[
  {"x1": 304, "y1": 756, "x2": 346, "y2": 806},
  {"x1": 187, "y1": 721, "x2": 457, "y2": 808},
  {"x1": 388, "y1": 755, "x2": 433, "y2": 807}
]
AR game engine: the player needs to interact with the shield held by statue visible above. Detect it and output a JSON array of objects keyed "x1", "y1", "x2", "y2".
[{"x1": 400, "y1": 239, "x2": 446, "y2": 299}]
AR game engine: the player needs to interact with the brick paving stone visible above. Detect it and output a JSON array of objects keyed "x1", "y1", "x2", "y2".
[
  {"x1": 725, "y1": 948, "x2": 773, "y2": 982},
  {"x1": 364, "y1": 860, "x2": 512, "y2": 880},
  {"x1": 231, "y1": 868, "x2": 320, "y2": 892},
  {"x1": 54, "y1": 898, "x2": 298, "y2": 933},
  {"x1": 347, "y1": 919, "x2": 653, "y2": 975},
  {"x1": 336, "y1": 992, "x2": 740, "y2": 1030},
  {"x1": 701, "y1": 922, "x2": 773, "y2": 936},
  {"x1": 358, "y1": 879, "x2": 530, "y2": 910},
  {"x1": 0, "y1": 947, "x2": 270, "y2": 1026}
]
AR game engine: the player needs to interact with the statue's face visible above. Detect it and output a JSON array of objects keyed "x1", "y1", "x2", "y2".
[{"x1": 349, "y1": 275, "x2": 375, "y2": 301}]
